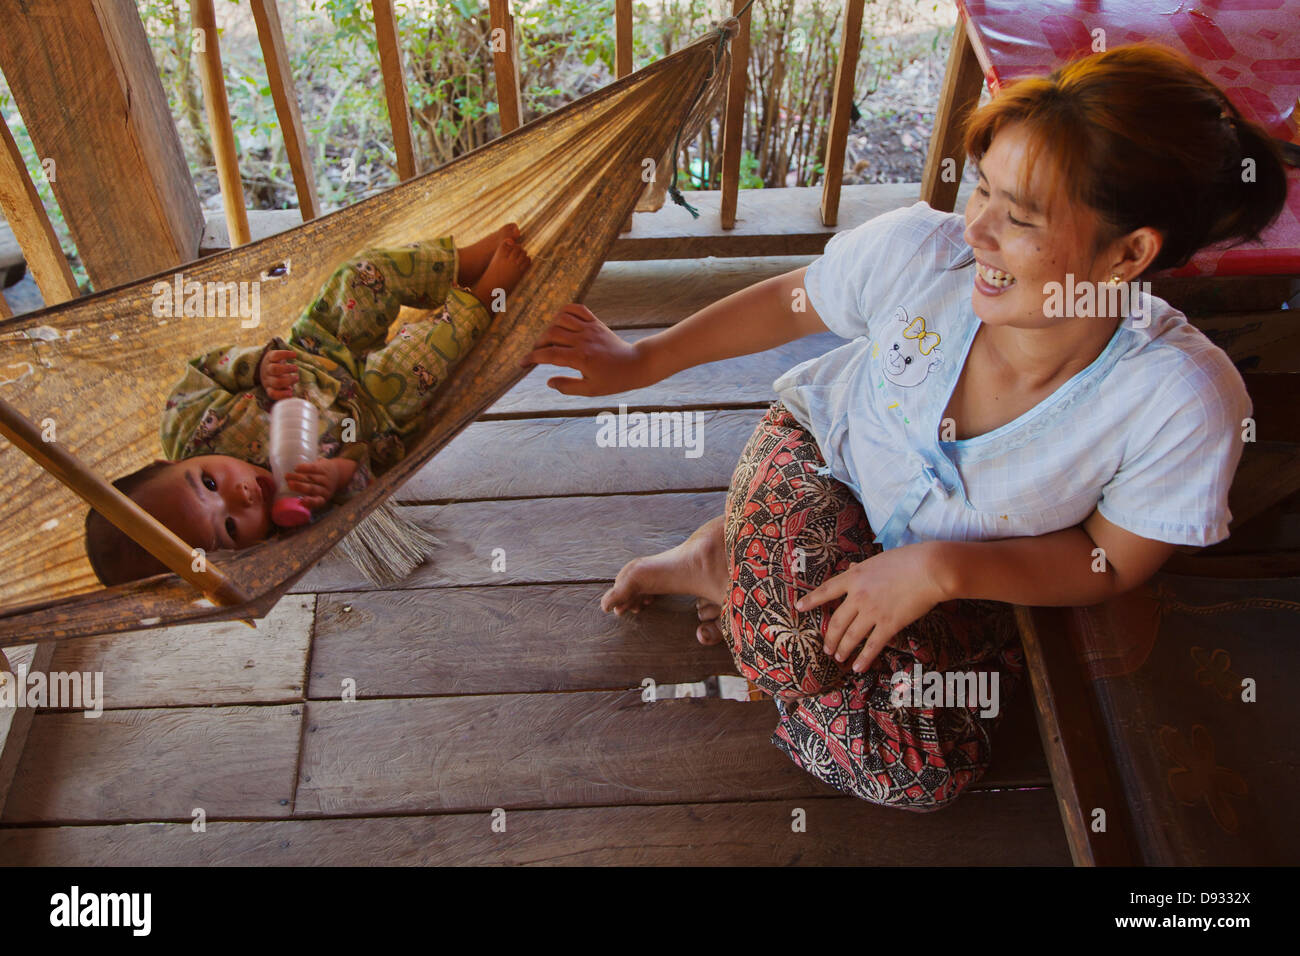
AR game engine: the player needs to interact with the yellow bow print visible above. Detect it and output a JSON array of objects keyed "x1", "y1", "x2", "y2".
[{"x1": 902, "y1": 316, "x2": 940, "y2": 355}]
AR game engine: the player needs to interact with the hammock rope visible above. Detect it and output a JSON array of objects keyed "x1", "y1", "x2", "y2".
[{"x1": 666, "y1": 0, "x2": 756, "y2": 218}]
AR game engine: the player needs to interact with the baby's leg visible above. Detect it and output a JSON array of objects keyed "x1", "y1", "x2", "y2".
[
  {"x1": 291, "y1": 239, "x2": 459, "y2": 360},
  {"x1": 358, "y1": 288, "x2": 493, "y2": 425},
  {"x1": 457, "y1": 223, "x2": 521, "y2": 287}
]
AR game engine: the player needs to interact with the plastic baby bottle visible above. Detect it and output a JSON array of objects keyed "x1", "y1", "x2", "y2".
[{"x1": 269, "y1": 397, "x2": 319, "y2": 528}]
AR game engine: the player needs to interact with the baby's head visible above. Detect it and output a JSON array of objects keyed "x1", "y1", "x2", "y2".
[{"x1": 85, "y1": 455, "x2": 276, "y2": 586}]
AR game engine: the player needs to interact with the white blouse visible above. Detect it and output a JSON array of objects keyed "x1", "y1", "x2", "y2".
[{"x1": 772, "y1": 201, "x2": 1251, "y2": 549}]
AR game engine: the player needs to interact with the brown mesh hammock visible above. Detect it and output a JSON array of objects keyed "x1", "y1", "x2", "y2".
[{"x1": 0, "y1": 25, "x2": 737, "y2": 644}]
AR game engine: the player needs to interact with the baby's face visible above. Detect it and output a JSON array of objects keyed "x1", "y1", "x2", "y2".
[{"x1": 138, "y1": 455, "x2": 275, "y2": 551}]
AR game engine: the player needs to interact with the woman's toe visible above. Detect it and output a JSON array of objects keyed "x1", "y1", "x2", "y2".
[
  {"x1": 696, "y1": 620, "x2": 724, "y2": 645},
  {"x1": 695, "y1": 597, "x2": 721, "y2": 621}
]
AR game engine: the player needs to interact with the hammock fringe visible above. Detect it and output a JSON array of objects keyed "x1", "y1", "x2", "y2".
[{"x1": 336, "y1": 500, "x2": 443, "y2": 588}]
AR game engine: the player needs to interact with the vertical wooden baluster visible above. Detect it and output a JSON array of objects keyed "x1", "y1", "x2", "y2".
[
  {"x1": 819, "y1": 0, "x2": 864, "y2": 228},
  {"x1": 919, "y1": 15, "x2": 984, "y2": 213},
  {"x1": 489, "y1": 0, "x2": 525, "y2": 136},
  {"x1": 617, "y1": 0, "x2": 636, "y2": 234},
  {"x1": 250, "y1": 0, "x2": 321, "y2": 219},
  {"x1": 372, "y1": 0, "x2": 418, "y2": 181},
  {"x1": 191, "y1": 0, "x2": 251, "y2": 247},
  {"x1": 719, "y1": 0, "x2": 752, "y2": 230},
  {"x1": 0, "y1": 112, "x2": 78, "y2": 306}
]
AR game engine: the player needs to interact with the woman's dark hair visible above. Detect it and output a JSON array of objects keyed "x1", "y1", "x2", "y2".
[{"x1": 954, "y1": 42, "x2": 1288, "y2": 273}]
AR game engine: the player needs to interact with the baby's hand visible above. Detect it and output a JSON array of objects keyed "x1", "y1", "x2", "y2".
[
  {"x1": 285, "y1": 457, "x2": 357, "y2": 510},
  {"x1": 259, "y1": 348, "x2": 298, "y2": 400}
]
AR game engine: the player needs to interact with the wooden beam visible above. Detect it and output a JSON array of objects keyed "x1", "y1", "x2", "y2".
[
  {"x1": 488, "y1": 0, "x2": 525, "y2": 136},
  {"x1": 191, "y1": 0, "x2": 251, "y2": 247},
  {"x1": 819, "y1": 0, "x2": 865, "y2": 227},
  {"x1": 0, "y1": 0, "x2": 204, "y2": 287},
  {"x1": 719, "y1": 0, "x2": 752, "y2": 230},
  {"x1": 919, "y1": 16, "x2": 985, "y2": 212},
  {"x1": 372, "y1": 0, "x2": 418, "y2": 180},
  {"x1": 0, "y1": 114, "x2": 78, "y2": 306},
  {"x1": 197, "y1": 183, "x2": 975, "y2": 259},
  {"x1": 609, "y1": 182, "x2": 976, "y2": 260},
  {"x1": 249, "y1": 0, "x2": 321, "y2": 220},
  {"x1": 1015, "y1": 605, "x2": 1141, "y2": 866},
  {"x1": 0, "y1": 641, "x2": 55, "y2": 818},
  {"x1": 0, "y1": 790, "x2": 1070, "y2": 865}
]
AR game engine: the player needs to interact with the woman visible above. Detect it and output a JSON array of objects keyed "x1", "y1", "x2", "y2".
[{"x1": 520, "y1": 44, "x2": 1289, "y2": 810}]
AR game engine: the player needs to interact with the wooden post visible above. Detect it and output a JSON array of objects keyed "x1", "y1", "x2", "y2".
[
  {"x1": 616, "y1": 0, "x2": 635, "y2": 234},
  {"x1": 250, "y1": 0, "x2": 322, "y2": 220},
  {"x1": 819, "y1": 0, "x2": 864, "y2": 228},
  {"x1": 1015, "y1": 605, "x2": 1141, "y2": 866},
  {"x1": 489, "y1": 0, "x2": 525, "y2": 136},
  {"x1": 718, "y1": 0, "x2": 752, "y2": 231},
  {"x1": 0, "y1": 396, "x2": 249, "y2": 608},
  {"x1": 372, "y1": 0, "x2": 418, "y2": 181},
  {"x1": 0, "y1": 114, "x2": 79, "y2": 308},
  {"x1": 0, "y1": 0, "x2": 204, "y2": 288},
  {"x1": 191, "y1": 0, "x2": 251, "y2": 248},
  {"x1": 920, "y1": 17, "x2": 985, "y2": 212}
]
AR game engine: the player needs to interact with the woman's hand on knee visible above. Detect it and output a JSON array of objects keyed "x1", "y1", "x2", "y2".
[
  {"x1": 796, "y1": 542, "x2": 948, "y2": 673},
  {"x1": 519, "y1": 304, "x2": 654, "y2": 396}
]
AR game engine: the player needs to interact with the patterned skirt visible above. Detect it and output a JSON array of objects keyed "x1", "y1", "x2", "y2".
[{"x1": 720, "y1": 401, "x2": 1025, "y2": 811}]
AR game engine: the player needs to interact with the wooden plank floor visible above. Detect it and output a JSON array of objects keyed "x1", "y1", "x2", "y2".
[{"x1": 0, "y1": 253, "x2": 1069, "y2": 865}]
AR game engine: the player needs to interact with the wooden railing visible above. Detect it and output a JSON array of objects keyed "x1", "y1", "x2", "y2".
[{"x1": 0, "y1": 0, "x2": 874, "y2": 315}]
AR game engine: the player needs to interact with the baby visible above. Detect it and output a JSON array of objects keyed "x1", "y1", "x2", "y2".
[{"x1": 85, "y1": 224, "x2": 531, "y2": 586}]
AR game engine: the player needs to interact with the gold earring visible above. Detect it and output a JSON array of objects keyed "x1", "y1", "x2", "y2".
[{"x1": 1109, "y1": 273, "x2": 1123, "y2": 285}]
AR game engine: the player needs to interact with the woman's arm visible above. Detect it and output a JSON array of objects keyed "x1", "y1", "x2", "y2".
[
  {"x1": 522, "y1": 266, "x2": 831, "y2": 396},
  {"x1": 637, "y1": 266, "x2": 832, "y2": 383},
  {"x1": 929, "y1": 509, "x2": 1177, "y2": 607},
  {"x1": 802, "y1": 508, "x2": 1176, "y2": 673}
]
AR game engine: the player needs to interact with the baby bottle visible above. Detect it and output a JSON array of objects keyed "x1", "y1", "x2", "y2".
[{"x1": 269, "y1": 397, "x2": 319, "y2": 528}]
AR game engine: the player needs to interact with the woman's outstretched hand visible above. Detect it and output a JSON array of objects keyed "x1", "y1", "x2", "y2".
[
  {"x1": 519, "y1": 303, "x2": 655, "y2": 396},
  {"x1": 796, "y1": 541, "x2": 949, "y2": 674}
]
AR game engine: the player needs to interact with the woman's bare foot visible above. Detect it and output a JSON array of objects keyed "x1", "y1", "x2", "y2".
[
  {"x1": 469, "y1": 237, "x2": 530, "y2": 307},
  {"x1": 457, "y1": 223, "x2": 521, "y2": 287},
  {"x1": 695, "y1": 597, "x2": 724, "y2": 646},
  {"x1": 601, "y1": 514, "x2": 729, "y2": 641}
]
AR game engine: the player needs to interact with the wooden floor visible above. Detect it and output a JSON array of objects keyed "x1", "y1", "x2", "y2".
[{"x1": 0, "y1": 224, "x2": 1069, "y2": 865}]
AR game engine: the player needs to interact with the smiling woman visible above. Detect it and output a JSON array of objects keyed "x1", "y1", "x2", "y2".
[{"x1": 545, "y1": 41, "x2": 1291, "y2": 811}]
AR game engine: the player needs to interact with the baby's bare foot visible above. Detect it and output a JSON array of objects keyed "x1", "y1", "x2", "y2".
[
  {"x1": 469, "y1": 237, "x2": 530, "y2": 307},
  {"x1": 457, "y1": 223, "x2": 522, "y2": 286},
  {"x1": 601, "y1": 514, "x2": 728, "y2": 623}
]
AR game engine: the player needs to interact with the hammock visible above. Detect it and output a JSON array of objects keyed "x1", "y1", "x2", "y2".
[{"x1": 0, "y1": 24, "x2": 737, "y2": 643}]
